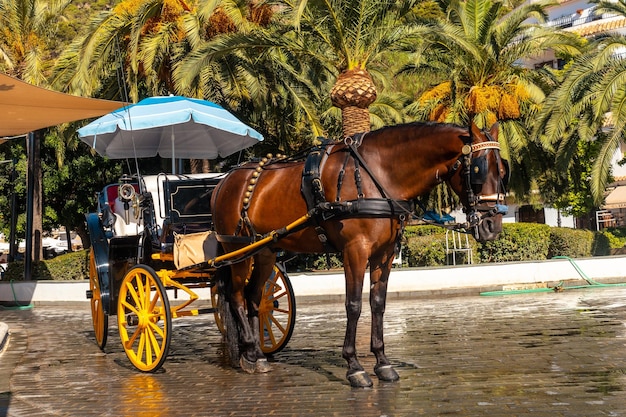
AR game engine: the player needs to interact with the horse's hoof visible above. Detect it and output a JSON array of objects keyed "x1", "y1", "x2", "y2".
[
  {"x1": 255, "y1": 358, "x2": 271, "y2": 373},
  {"x1": 240, "y1": 356, "x2": 256, "y2": 374},
  {"x1": 374, "y1": 364, "x2": 399, "y2": 382},
  {"x1": 347, "y1": 370, "x2": 373, "y2": 388}
]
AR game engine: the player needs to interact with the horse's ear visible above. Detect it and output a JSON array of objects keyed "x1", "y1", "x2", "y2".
[
  {"x1": 489, "y1": 122, "x2": 499, "y2": 140},
  {"x1": 469, "y1": 121, "x2": 481, "y2": 138}
]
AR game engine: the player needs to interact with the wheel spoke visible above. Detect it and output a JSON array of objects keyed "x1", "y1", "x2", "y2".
[
  {"x1": 146, "y1": 327, "x2": 161, "y2": 357},
  {"x1": 144, "y1": 328, "x2": 154, "y2": 366},
  {"x1": 120, "y1": 299, "x2": 139, "y2": 316},
  {"x1": 147, "y1": 318, "x2": 166, "y2": 339},
  {"x1": 268, "y1": 312, "x2": 287, "y2": 334},
  {"x1": 126, "y1": 280, "x2": 142, "y2": 308},
  {"x1": 125, "y1": 324, "x2": 140, "y2": 346},
  {"x1": 137, "y1": 331, "x2": 146, "y2": 364}
]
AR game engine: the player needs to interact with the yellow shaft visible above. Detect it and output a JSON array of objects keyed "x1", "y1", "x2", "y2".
[{"x1": 211, "y1": 213, "x2": 311, "y2": 265}]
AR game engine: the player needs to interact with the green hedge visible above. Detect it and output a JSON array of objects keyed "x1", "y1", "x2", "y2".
[
  {"x1": 402, "y1": 223, "x2": 619, "y2": 267},
  {"x1": 3, "y1": 250, "x2": 89, "y2": 281},
  {"x1": 478, "y1": 223, "x2": 551, "y2": 262},
  {"x1": 2, "y1": 224, "x2": 625, "y2": 280}
]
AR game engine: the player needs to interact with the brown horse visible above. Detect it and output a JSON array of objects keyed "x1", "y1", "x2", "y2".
[{"x1": 210, "y1": 121, "x2": 508, "y2": 387}]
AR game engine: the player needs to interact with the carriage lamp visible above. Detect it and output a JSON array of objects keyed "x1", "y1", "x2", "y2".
[{"x1": 118, "y1": 175, "x2": 137, "y2": 225}]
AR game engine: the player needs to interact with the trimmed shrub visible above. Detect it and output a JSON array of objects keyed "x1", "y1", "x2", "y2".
[
  {"x1": 548, "y1": 227, "x2": 594, "y2": 258},
  {"x1": 405, "y1": 233, "x2": 447, "y2": 267},
  {"x1": 592, "y1": 232, "x2": 612, "y2": 256},
  {"x1": 478, "y1": 223, "x2": 551, "y2": 262},
  {"x1": 3, "y1": 250, "x2": 89, "y2": 281}
]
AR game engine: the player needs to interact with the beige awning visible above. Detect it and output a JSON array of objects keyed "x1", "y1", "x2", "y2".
[
  {"x1": 603, "y1": 186, "x2": 626, "y2": 209},
  {"x1": 0, "y1": 73, "x2": 125, "y2": 137}
]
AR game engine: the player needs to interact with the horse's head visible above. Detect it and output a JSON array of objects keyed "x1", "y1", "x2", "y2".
[{"x1": 448, "y1": 122, "x2": 509, "y2": 242}]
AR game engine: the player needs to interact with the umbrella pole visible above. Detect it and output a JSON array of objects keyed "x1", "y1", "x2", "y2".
[{"x1": 171, "y1": 126, "x2": 175, "y2": 174}]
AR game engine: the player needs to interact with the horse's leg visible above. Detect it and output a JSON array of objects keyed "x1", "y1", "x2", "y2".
[
  {"x1": 228, "y1": 259, "x2": 260, "y2": 373},
  {"x1": 369, "y1": 252, "x2": 400, "y2": 382},
  {"x1": 342, "y1": 246, "x2": 373, "y2": 388},
  {"x1": 243, "y1": 249, "x2": 276, "y2": 373}
]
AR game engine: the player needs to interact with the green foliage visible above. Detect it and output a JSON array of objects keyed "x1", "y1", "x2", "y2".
[
  {"x1": 4, "y1": 225, "x2": 624, "y2": 280},
  {"x1": 287, "y1": 253, "x2": 343, "y2": 271},
  {"x1": 603, "y1": 227, "x2": 626, "y2": 246},
  {"x1": 479, "y1": 223, "x2": 551, "y2": 262},
  {"x1": 592, "y1": 232, "x2": 612, "y2": 256},
  {"x1": 547, "y1": 227, "x2": 594, "y2": 258},
  {"x1": 0, "y1": 131, "x2": 123, "y2": 242},
  {"x1": 403, "y1": 225, "x2": 480, "y2": 266},
  {"x1": 402, "y1": 223, "x2": 617, "y2": 266},
  {"x1": 405, "y1": 233, "x2": 447, "y2": 266},
  {"x1": 403, "y1": 225, "x2": 442, "y2": 238},
  {"x1": 3, "y1": 250, "x2": 88, "y2": 281}
]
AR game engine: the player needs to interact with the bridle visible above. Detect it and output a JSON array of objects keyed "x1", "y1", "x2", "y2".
[{"x1": 452, "y1": 128, "x2": 509, "y2": 231}]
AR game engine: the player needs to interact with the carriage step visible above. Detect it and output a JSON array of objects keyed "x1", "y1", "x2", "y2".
[{"x1": 196, "y1": 307, "x2": 217, "y2": 315}]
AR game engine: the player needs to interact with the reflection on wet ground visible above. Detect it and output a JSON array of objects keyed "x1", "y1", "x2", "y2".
[{"x1": 1, "y1": 287, "x2": 626, "y2": 416}]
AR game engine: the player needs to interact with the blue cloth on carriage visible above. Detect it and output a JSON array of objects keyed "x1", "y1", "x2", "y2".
[{"x1": 422, "y1": 211, "x2": 455, "y2": 224}]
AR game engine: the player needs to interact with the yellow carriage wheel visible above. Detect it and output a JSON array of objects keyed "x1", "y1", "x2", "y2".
[
  {"x1": 89, "y1": 248, "x2": 108, "y2": 350},
  {"x1": 258, "y1": 266, "x2": 296, "y2": 354},
  {"x1": 211, "y1": 265, "x2": 296, "y2": 354},
  {"x1": 117, "y1": 265, "x2": 172, "y2": 372},
  {"x1": 211, "y1": 286, "x2": 225, "y2": 335}
]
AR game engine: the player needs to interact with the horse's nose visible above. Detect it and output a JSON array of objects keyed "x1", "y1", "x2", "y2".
[{"x1": 476, "y1": 216, "x2": 502, "y2": 242}]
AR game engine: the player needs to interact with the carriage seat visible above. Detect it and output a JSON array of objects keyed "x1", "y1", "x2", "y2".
[
  {"x1": 100, "y1": 183, "x2": 142, "y2": 237},
  {"x1": 160, "y1": 176, "x2": 222, "y2": 247},
  {"x1": 159, "y1": 176, "x2": 222, "y2": 268}
]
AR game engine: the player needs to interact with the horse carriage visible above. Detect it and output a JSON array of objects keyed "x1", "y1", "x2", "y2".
[
  {"x1": 80, "y1": 97, "x2": 509, "y2": 386},
  {"x1": 85, "y1": 171, "x2": 297, "y2": 372}
]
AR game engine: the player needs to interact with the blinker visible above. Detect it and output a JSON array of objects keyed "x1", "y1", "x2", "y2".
[{"x1": 470, "y1": 156, "x2": 488, "y2": 185}]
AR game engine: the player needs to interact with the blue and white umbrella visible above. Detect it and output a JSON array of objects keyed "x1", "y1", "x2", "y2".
[{"x1": 77, "y1": 96, "x2": 263, "y2": 163}]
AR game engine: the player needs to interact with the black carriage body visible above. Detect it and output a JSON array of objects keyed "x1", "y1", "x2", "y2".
[{"x1": 87, "y1": 174, "x2": 225, "y2": 314}]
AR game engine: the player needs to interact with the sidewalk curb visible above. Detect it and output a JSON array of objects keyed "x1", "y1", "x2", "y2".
[{"x1": 1, "y1": 256, "x2": 626, "y2": 305}]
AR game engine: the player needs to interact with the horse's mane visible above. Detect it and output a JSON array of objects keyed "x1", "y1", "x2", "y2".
[
  {"x1": 372, "y1": 121, "x2": 464, "y2": 134},
  {"x1": 364, "y1": 121, "x2": 466, "y2": 144}
]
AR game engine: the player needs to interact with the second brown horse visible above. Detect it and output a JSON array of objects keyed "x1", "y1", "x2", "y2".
[{"x1": 211, "y1": 121, "x2": 508, "y2": 387}]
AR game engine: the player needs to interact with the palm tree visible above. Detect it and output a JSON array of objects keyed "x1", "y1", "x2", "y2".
[
  {"x1": 53, "y1": 0, "x2": 197, "y2": 102},
  {"x1": 536, "y1": 0, "x2": 626, "y2": 205},
  {"x1": 290, "y1": 0, "x2": 423, "y2": 138},
  {"x1": 55, "y1": 1, "x2": 285, "y2": 164},
  {"x1": 0, "y1": 0, "x2": 72, "y2": 83},
  {"x1": 0, "y1": 0, "x2": 73, "y2": 264},
  {"x1": 400, "y1": 0, "x2": 582, "y2": 197},
  {"x1": 177, "y1": 0, "x2": 421, "y2": 141}
]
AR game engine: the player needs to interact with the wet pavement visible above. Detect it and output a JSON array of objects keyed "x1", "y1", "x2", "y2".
[{"x1": 1, "y1": 287, "x2": 626, "y2": 416}]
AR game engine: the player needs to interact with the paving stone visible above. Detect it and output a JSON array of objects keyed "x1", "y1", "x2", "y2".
[{"x1": 0, "y1": 288, "x2": 625, "y2": 416}]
